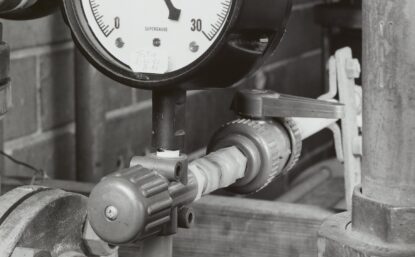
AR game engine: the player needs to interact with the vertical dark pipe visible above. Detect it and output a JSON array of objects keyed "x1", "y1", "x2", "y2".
[
  {"x1": 322, "y1": 28, "x2": 331, "y2": 91},
  {"x1": 363, "y1": 0, "x2": 415, "y2": 206},
  {"x1": 0, "y1": 119, "x2": 3, "y2": 193},
  {"x1": 0, "y1": 23, "x2": 9, "y2": 194},
  {"x1": 0, "y1": 23, "x2": 4, "y2": 193},
  {"x1": 75, "y1": 51, "x2": 106, "y2": 182},
  {"x1": 142, "y1": 89, "x2": 186, "y2": 257},
  {"x1": 152, "y1": 89, "x2": 186, "y2": 152}
]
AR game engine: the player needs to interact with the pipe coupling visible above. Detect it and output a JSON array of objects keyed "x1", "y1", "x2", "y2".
[{"x1": 208, "y1": 118, "x2": 293, "y2": 194}]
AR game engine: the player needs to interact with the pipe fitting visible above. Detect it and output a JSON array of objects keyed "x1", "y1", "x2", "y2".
[
  {"x1": 208, "y1": 118, "x2": 293, "y2": 194},
  {"x1": 87, "y1": 147, "x2": 246, "y2": 245},
  {"x1": 189, "y1": 146, "x2": 247, "y2": 199}
]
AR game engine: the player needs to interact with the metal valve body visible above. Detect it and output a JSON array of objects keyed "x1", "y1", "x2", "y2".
[
  {"x1": 88, "y1": 165, "x2": 198, "y2": 244},
  {"x1": 208, "y1": 118, "x2": 301, "y2": 194},
  {"x1": 87, "y1": 113, "x2": 303, "y2": 245},
  {"x1": 87, "y1": 147, "x2": 246, "y2": 245}
]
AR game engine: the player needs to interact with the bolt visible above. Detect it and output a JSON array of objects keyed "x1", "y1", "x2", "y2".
[
  {"x1": 105, "y1": 206, "x2": 119, "y2": 221},
  {"x1": 153, "y1": 38, "x2": 161, "y2": 47},
  {"x1": 115, "y1": 37, "x2": 124, "y2": 48},
  {"x1": 189, "y1": 41, "x2": 199, "y2": 53},
  {"x1": 178, "y1": 206, "x2": 195, "y2": 229},
  {"x1": 346, "y1": 58, "x2": 361, "y2": 79}
]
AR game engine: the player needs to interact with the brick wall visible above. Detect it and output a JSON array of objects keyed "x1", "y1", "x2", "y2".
[{"x1": 1, "y1": 0, "x2": 328, "y2": 183}]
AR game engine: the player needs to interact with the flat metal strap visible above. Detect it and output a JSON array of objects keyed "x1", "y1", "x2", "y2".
[{"x1": 233, "y1": 89, "x2": 345, "y2": 119}]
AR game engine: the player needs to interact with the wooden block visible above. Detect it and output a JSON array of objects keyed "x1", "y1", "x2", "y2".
[{"x1": 174, "y1": 196, "x2": 333, "y2": 257}]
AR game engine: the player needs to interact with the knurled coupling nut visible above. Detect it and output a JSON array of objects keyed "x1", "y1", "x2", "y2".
[
  {"x1": 208, "y1": 118, "x2": 291, "y2": 194},
  {"x1": 279, "y1": 118, "x2": 302, "y2": 174}
]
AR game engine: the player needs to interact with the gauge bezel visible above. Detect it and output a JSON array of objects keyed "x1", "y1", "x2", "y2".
[{"x1": 62, "y1": 0, "x2": 242, "y2": 89}]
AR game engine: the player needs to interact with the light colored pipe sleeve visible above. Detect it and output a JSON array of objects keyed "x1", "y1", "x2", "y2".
[
  {"x1": 292, "y1": 117, "x2": 338, "y2": 140},
  {"x1": 189, "y1": 146, "x2": 247, "y2": 201}
]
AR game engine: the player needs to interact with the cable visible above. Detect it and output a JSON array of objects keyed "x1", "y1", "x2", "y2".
[{"x1": 0, "y1": 150, "x2": 47, "y2": 185}]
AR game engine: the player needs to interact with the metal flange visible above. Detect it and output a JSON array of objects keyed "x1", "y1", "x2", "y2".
[
  {"x1": 318, "y1": 187, "x2": 415, "y2": 256},
  {"x1": 0, "y1": 186, "x2": 91, "y2": 257}
]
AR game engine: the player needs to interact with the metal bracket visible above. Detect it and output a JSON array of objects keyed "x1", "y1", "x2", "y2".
[
  {"x1": 232, "y1": 89, "x2": 345, "y2": 119},
  {"x1": 330, "y1": 47, "x2": 362, "y2": 210}
]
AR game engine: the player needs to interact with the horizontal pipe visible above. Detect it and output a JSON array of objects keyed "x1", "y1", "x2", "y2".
[
  {"x1": 293, "y1": 117, "x2": 338, "y2": 140},
  {"x1": 189, "y1": 147, "x2": 247, "y2": 201},
  {"x1": 75, "y1": 51, "x2": 106, "y2": 183},
  {"x1": 2, "y1": 177, "x2": 94, "y2": 195},
  {"x1": 277, "y1": 168, "x2": 332, "y2": 203},
  {"x1": 0, "y1": 0, "x2": 58, "y2": 19},
  {"x1": 0, "y1": 0, "x2": 35, "y2": 11}
]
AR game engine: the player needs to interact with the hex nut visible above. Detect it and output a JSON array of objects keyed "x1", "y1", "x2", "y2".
[
  {"x1": 352, "y1": 186, "x2": 415, "y2": 244},
  {"x1": 178, "y1": 206, "x2": 195, "y2": 229},
  {"x1": 83, "y1": 220, "x2": 118, "y2": 256},
  {"x1": 319, "y1": 212, "x2": 415, "y2": 256}
]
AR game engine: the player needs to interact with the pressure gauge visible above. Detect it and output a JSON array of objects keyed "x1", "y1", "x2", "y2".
[{"x1": 62, "y1": 0, "x2": 291, "y2": 89}]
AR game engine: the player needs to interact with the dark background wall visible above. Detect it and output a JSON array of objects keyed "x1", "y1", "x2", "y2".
[{"x1": 1, "y1": 0, "x2": 330, "y2": 191}]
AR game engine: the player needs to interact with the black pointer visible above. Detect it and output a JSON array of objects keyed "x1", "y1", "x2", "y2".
[{"x1": 164, "y1": 0, "x2": 181, "y2": 21}]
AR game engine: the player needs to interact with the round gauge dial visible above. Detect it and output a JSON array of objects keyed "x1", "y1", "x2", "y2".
[
  {"x1": 82, "y1": 0, "x2": 233, "y2": 75},
  {"x1": 62, "y1": 0, "x2": 291, "y2": 89}
]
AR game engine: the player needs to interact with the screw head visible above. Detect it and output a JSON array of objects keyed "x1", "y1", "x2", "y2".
[
  {"x1": 153, "y1": 38, "x2": 161, "y2": 47},
  {"x1": 189, "y1": 41, "x2": 199, "y2": 53},
  {"x1": 105, "y1": 206, "x2": 119, "y2": 221},
  {"x1": 115, "y1": 37, "x2": 125, "y2": 48}
]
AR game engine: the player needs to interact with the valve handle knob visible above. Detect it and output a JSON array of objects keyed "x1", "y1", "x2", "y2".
[{"x1": 88, "y1": 166, "x2": 173, "y2": 245}]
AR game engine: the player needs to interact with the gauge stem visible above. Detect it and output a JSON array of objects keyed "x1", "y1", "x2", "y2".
[{"x1": 152, "y1": 89, "x2": 186, "y2": 152}]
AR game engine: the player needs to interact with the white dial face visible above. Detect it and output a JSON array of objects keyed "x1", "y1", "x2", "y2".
[{"x1": 82, "y1": 0, "x2": 233, "y2": 74}]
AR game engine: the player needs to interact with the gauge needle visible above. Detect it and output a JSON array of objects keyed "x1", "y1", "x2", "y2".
[{"x1": 164, "y1": 0, "x2": 181, "y2": 21}]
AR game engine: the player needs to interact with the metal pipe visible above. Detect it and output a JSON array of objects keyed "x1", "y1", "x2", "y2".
[
  {"x1": 278, "y1": 168, "x2": 332, "y2": 203},
  {"x1": 0, "y1": 0, "x2": 58, "y2": 20},
  {"x1": 0, "y1": 119, "x2": 3, "y2": 194},
  {"x1": 152, "y1": 90, "x2": 186, "y2": 152},
  {"x1": 75, "y1": 51, "x2": 107, "y2": 183},
  {"x1": 0, "y1": 0, "x2": 36, "y2": 11},
  {"x1": 2, "y1": 177, "x2": 94, "y2": 195},
  {"x1": 362, "y1": 0, "x2": 415, "y2": 206},
  {"x1": 143, "y1": 89, "x2": 186, "y2": 257},
  {"x1": 189, "y1": 146, "x2": 247, "y2": 201},
  {"x1": 0, "y1": 24, "x2": 10, "y2": 195},
  {"x1": 293, "y1": 117, "x2": 337, "y2": 140}
]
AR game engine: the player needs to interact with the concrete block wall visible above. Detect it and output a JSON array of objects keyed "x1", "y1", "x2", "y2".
[{"x1": 1, "y1": 0, "x2": 329, "y2": 182}]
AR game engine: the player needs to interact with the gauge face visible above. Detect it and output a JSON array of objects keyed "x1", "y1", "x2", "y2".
[{"x1": 82, "y1": 0, "x2": 233, "y2": 75}]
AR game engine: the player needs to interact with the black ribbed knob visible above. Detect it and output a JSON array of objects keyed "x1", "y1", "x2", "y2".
[{"x1": 88, "y1": 166, "x2": 173, "y2": 244}]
